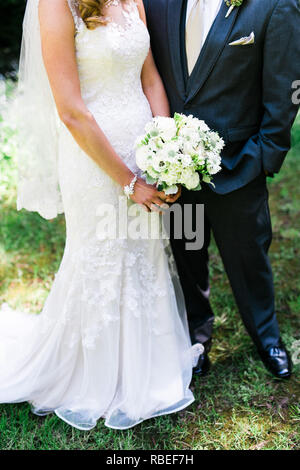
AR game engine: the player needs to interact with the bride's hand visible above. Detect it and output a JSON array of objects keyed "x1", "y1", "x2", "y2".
[{"x1": 130, "y1": 178, "x2": 169, "y2": 213}]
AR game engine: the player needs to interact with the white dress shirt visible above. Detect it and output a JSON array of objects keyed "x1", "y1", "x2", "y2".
[{"x1": 186, "y1": 0, "x2": 223, "y2": 48}]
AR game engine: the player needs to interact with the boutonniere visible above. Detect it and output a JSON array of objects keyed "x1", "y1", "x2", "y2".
[{"x1": 225, "y1": 0, "x2": 244, "y2": 18}]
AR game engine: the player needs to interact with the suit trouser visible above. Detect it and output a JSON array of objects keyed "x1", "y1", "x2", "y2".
[{"x1": 170, "y1": 173, "x2": 281, "y2": 351}]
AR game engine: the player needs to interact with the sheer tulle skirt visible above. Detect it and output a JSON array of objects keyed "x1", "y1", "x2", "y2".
[
  {"x1": 0, "y1": 243, "x2": 201, "y2": 430},
  {"x1": 0, "y1": 132, "x2": 202, "y2": 430}
]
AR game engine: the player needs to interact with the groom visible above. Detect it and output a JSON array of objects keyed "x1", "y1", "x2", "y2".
[{"x1": 144, "y1": 0, "x2": 300, "y2": 378}]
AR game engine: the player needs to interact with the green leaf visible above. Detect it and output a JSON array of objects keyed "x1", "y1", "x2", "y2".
[
  {"x1": 191, "y1": 182, "x2": 202, "y2": 191},
  {"x1": 202, "y1": 174, "x2": 211, "y2": 184},
  {"x1": 164, "y1": 185, "x2": 178, "y2": 195},
  {"x1": 146, "y1": 174, "x2": 157, "y2": 185}
]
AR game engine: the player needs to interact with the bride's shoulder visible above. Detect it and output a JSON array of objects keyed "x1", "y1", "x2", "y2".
[
  {"x1": 39, "y1": 0, "x2": 76, "y2": 35},
  {"x1": 39, "y1": 0, "x2": 69, "y2": 8},
  {"x1": 39, "y1": 0, "x2": 74, "y2": 21},
  {"x1": 39, "y1": 0, "x2": 74, "y2": 18}
]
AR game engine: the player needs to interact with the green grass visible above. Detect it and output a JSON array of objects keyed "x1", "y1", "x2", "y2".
[{"x1": 0, "y1": 83, "x2": 299, "y2": 450}]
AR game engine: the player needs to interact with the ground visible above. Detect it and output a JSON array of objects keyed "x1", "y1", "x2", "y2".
[{"x1": 0, "y1": 83, "x2": 299, "y2": 450}]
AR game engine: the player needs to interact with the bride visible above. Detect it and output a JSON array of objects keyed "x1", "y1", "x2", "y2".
[{"x1": 0, "y1": 0, "x2": 202, "y2": 430}]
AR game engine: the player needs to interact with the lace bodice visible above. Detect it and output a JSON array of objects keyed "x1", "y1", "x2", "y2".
[{"x1": 65, "y1": 1, "x2": 152, "y2": 171}]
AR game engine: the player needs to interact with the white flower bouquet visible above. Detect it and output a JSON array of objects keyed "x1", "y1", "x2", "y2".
[{"x1": 135, "y1": 113, "x2": 224, "y2": 195}]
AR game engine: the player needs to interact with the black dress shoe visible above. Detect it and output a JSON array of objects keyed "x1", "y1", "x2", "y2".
[
  {"x1": 193, "y1": 340, "x2": 211, "y2": 377},
  {"x1": 258, "y1": 341, "x2": 292, "y2": 379}
]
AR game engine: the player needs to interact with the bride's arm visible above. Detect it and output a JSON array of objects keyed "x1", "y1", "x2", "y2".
[
  {"x1": 38, "y1": 0, "x2": 167, "y2": 211},
  {"x1": 136, "y1": 0, "x2": 170, "y2": 118},
  {"x1": 136, "y1": 0, "x2": 181, "y2": 203}
]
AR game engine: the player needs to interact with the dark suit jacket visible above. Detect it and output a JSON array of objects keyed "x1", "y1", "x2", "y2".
[{"x1": 143, "y1": 0, "x2": 300, "y2": 194}]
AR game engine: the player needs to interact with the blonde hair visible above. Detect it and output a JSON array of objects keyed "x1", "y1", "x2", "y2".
[{"x1": 78, "y1": 0, "x2": 125, "y2": 29}]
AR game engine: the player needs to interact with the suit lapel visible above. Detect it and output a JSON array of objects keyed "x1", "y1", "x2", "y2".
[
  {"x1": 186, "y1": 2, "x2": 240, "y2": 104},
  {"x1": 167, "y1": 0, "x2": 186, "y2": 100},
  {"x1": 180, "y1": 0, "x2": 189, "y2": 87}
]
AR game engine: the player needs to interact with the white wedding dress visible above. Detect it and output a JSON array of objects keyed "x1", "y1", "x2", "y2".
[{"x1": 0, "y1": 0, "x2": 202, "y2": 430}]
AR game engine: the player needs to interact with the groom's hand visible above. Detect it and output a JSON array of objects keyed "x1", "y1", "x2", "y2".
[
  {"x1": 165, "y1": 185, "x2": 182, "y2": 204},
  {"x1": 130, "y1": 178, "x2": 170, "y2": 213}
]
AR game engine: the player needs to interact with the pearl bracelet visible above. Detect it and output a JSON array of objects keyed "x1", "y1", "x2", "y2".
[{"x1": 124, "y1": 174, "x2": 138, "y2": 199}]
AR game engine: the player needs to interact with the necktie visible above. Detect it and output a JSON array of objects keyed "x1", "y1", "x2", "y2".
[{"x1": 186, "y1": 0, "x2": 204, "y2": 75}]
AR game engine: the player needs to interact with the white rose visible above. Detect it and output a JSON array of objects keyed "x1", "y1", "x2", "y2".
[
  {"x1": 164, "y1": 140, "x2": 181, "y2": 158},
  {"x1": 181, "y1": 154, "x2": 192, "y2": 167},
  {"x1": 162, "y1": 164, "x2": 181, "y2": 186},
  {"x1": 185, "y1": 115, "x2": 197, "y2": 128},
  {"x1": 152, "y1": 153, "x2": 168, "y2": 172},
  {"x1": 136, "y1": 146, "x2": 152, "y2": 171},
  {"x1": 206, "y1": 153, "x2": 221, "y2": 165},
  {"x1": 207, "y1": 156, "x2": 222, "y2": 174},
  {"x1": 135, "y1": 135, "x2": 145, "y2": 148},
  {"x1": 207, "y1": 165, "x2": 220, "y2": 175},
  {"x1": 198, "y1": 120, "x2": 210, "y2": 132},
  {"x1": 154, "y1": 117, "x2": 177, "y2": 141},
  {"x1": 147, "y1": 166, "x2": 160, "y2": 179},
  {"x1": 179, "y1": 126, "x2": 198, "y2": 142},
  {"x1": 185, "y1": 172, "x2": 200, "y2": 190},
  {"x1": 164, "y1": 173, "x2": 179, "y2": 186},
  {"x1": 145, "y1": 121, "x2": 159, "y2": 137},
  {"x1": 182, "y1": 140, "x2": 196, "y2": 155},
  {"x1": 185, "y1": 115, "x2": 209, "y2": 133},
  {"x1": 180, "y1": 168, "x2": 200, "y2": 189}
]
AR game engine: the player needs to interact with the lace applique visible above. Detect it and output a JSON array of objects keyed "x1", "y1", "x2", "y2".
[
  {"x1": 105, "y1": 1, "x2": 140, "y2": 33},
  {"x1": 40, "y1": 237, "x2": 168, "y2": 351},
  {"x1": 67, "y1": 0, "x2": 84, "y2": 33}
]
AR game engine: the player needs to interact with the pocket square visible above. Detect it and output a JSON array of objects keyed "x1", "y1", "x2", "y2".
[{"x1": 229, "y1": 32, "x2": 255, "y2": 46}]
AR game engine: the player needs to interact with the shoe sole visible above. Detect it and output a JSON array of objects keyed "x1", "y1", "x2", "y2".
[
  {"x1": 264, "y1": 366, "x2": 292, "y2": 380},
  {"x1": 193, "y1": 366, "x2": 210, "y2": 377}
]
